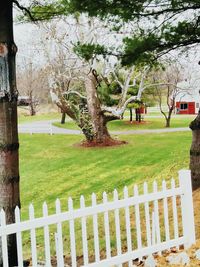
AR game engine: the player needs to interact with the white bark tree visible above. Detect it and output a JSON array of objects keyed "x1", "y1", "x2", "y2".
[{"x1": 39, "y1": 16, "x2": 139, "y2": 145}]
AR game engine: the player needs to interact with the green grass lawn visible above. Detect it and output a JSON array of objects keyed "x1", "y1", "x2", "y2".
[
  {"x1": 19, "y1": 131, "x2": 191, "y2": 259},
  {"x1": 19, "y1": 131, "x2": 192, "y2": 260},
  {"x1": 53, "y1": 116, "x2": 195, "y2": 132},
  {"x1": 18, "y1": 112, "x2": 60, "y2": 124},
  {"x1": 20, "y1": 132, "x2": 191, "y2": 214}
]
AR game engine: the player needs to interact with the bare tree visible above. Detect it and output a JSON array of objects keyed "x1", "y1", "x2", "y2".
[
  {"x1": 151, "y1": 63, "x2": 185, "y2": 127},
  {"x1": 17, "y1": 60, "x2": 49, "y2": 116},
  {"x1": 41, "y1": 16, "x2": 141, "y2": 145}
]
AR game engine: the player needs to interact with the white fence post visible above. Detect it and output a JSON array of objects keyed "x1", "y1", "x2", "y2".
[
  {"x1": 55, "y1": 199, "x2": 64, "y2": 267},
  {"x1": 0, "y1": 210, "x2": 9, "y2": 267},
  {"x1": 15, "y1": 207, "x2": 24, "y2": 267},
  {"x1": 43, "y1": 202, "x2": 51, "y2": 267},
  {"x1": 179, "y1": 169, "x2": 196, "y2": 248},
  {"x1": 29, "y1": 204, "x2": 38, "y2": 266}
]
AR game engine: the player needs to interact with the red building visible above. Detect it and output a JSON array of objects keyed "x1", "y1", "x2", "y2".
[
  {"x1": 175, "y1": 81, "x2": 199, "y2": 115},
  {"x1": 176, "y1": 101, "x2": 197, "y2": 115},
  {"x1": 139, "y1": 105, "x2": 147, "y2": 114}
]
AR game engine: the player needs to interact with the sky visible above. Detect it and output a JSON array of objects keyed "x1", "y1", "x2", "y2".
[{"x1": 13, "y1": 4, "x2": 200, "y2": 86}]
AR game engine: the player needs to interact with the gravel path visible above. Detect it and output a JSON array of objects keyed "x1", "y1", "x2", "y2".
[{"x1": 18, "y1": 120, "x2": 190, "y2": 135}]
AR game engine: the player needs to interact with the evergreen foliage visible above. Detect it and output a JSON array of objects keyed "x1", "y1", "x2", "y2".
[
  {"x1": 67, "y1": 0, "x2": 200, "y2": 64},
  {"x1": 23, "y1": 1, "x2": 200, "y2": 65}
]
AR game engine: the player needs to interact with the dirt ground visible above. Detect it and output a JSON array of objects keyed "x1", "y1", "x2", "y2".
[
  {"x1": 156, "y1": 242, "x2": 200, "y2": 266},
  {"x1": 155, "y1": 188, "x2": 200, "y2": 266}
]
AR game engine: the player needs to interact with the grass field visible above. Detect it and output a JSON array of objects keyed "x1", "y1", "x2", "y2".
[
  {"x1": 20, "y1": 132, "x2": 191, "y2": 215},
  {"x1": 18, "y1": 112, "x2": 60, "y2": 124},
  {"x1": 19, "y1": 131, "x2": 193, "y2": 260},
  {"x1": 53, "y1": 116, "x2": 195, "y2": 131},
  {"x1": 16, "y1": 109, "x2": 200, "y2": 263}
]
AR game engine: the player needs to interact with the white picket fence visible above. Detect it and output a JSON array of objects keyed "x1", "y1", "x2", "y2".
[{"x1": 0, "y1": 170, "x2": 196, "y2": 267}]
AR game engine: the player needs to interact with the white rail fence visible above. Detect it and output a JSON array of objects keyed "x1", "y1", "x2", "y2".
[{"x1": 0, "y1": 170, "x2": 195, "y2": 267}]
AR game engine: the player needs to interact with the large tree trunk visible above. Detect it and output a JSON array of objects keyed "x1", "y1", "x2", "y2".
[
  {"x1": 0, "y1": 1, "x2": 20, "y2": 266},
  {"x1": 84, "y1": 71, "x2": 113, "y2": 144},
  {"x1": 52, "y1": 93, "x2": 95, "y2": 142},
  {"x1": 190, "y1": 112, "x2": 200, "y2": 190}
]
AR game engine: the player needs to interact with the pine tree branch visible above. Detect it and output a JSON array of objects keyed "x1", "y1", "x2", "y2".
[{"x1": 13, "y1": 0, "x2": 36, "y2": 21}]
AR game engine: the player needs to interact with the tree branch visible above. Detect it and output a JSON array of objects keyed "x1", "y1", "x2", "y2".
[
  {"x1": 63, "y1": 90, "x2": 87, "y2": 99},
  {"x1": 13, "y1": 0, "x2": 36, "y2": 21}
]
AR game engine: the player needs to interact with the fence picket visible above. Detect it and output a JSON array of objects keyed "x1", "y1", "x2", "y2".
[
  {"x1": 55, "y1": 199, "x2": 64, "y2": 267},
  {"x1": 1, "y1": 210, "x2": 9, "y2": 267},
  {"x1": 0, "y1": 170, "x2": 195, "y2": 267},
  {"x1": 179, "y1": 170, "x2": 195, "y2": 248},
  {"x1": 68, "y1": 197, "x2": 77, "y2": 267},
  {"x1": 162, "y1": 180, "x2": 170, "y2": 241},
  {"x1": 171, "y1": 179, "x2": 179, "y2": 244},
  {"x1": 134, "y1": 185, "x2": 142, "y2": 250},
  {"x1": 42, "y1": 202, "x2": 51, "y2": 267},
  {"x1": 153, "y1": 181, "x2": 161, "y2": 247},
  {"x1": 15, "y1": 206, "x2": 23, "y2": 267},
  {"x1": 114, "y1": 189, "x2": 122, "y2": 267},
  {"x1": 92, "y1": 193, "x2": 100, "y2": 262},
  {"x1": 55, "y1": 232, "x2": 59, "y2": 266},
  {"x1": 29, "y1": 204, "x2": 37, "y2": 267},
  {"x1": 80, "y1": 195, "x2": 89, "y2": 265},
  {"x1": 123, "y1": 186, "x2": 132, "y2": 267},
  {"x1": 152, "y1": 212, "x2": 157, "y2": 247},
  {"x1": 143, "y1": 182, "x2": 151, "y2": 247},
  {"x1": 103, "y1": 192, "x2": 111, "y2": 259}
]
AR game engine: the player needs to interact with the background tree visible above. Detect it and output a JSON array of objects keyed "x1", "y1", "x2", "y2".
[
  {"x1": 150, "y1": 62, "x2": 184, "y2": 127},
  {"x1": 17, "y1": 61, "x2": 49, "y2": 116},
  {"x1": 41, "y1": 17, "x2": 122, "y2": 145},
  {"x1": 61, "y1": 0, "x2": 200, "y2": 189},
  {"x1": 40, "y1": 16, "x2": 151, "y2": 145}
]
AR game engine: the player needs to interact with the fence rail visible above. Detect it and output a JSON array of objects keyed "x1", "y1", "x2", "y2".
[{"x1": 0, "y1": 170, "x2": 195, "y2": 267}]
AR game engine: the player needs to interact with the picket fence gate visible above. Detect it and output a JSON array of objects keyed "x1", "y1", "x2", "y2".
[{"x1": 0, "y1": 170, "x2": 196, "y2": 267}]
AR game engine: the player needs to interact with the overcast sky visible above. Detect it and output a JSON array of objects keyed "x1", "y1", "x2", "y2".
[{"x1": 13, "y1": 6, "x2": 200, "y2": 84}]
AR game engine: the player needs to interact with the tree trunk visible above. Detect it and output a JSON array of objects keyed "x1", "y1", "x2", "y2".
[
  {"x1": 165, "y1": 117, "x2": 170, "y2": 127},
  {"x1": 190, "y1": 113, "x2": 200, "y2": 190},
  {"x1": 61, "y1": 112, "x2": 66, "y2": 124},
  {"x1": 52, "y1": 96, "x2": 95, "y2": 142},
  {"x1": 0, "y1": 1, "x2": 20, "y2": 266},
  {"x1": 84, "y1": 71, "x2": 113, "y2": 144},
  {"x1": 135, "y1": 108, "x2": 138, "y2": 121},
  {"x1": 138, "y1": 111, "x2": 141, "y2": 123},
  {"x1": 165, "y1": 107, "x2": 173, "y2": 128},
  {"x1": 135, "y1": 108, "x2": 141, "y2": 122},
  {"x1": 29, "y1": 92, "x2": 36, "y2": 116},
  {"x1": 129, "y1": 108, "x2": 133, "y2": 122},
  {"x1": 29, "y1": 103, "x2": 36, "y2": 116}
]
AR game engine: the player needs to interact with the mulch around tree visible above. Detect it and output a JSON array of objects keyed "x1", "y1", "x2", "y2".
[
  {"x1": 75, "y1": 138, "x2": 127, "y2": 148},
  {"x1": 125, "y1": 120, "x2": 151, "y2": 125}
]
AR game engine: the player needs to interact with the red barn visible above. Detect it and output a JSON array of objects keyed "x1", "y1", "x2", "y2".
[
  {"x1": 176, "y1": 101, "x2": 197, "y2": 114},
  {"x1": 175, "y1": 81, "x2": 200, "y2": 115}
]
